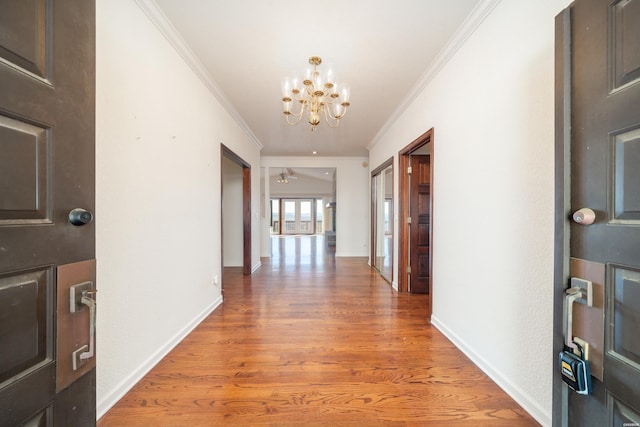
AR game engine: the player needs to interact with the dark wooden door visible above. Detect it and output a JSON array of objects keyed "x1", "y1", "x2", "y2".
[
  {"x1": 0, "y1": 0, "x2": 96, "y2": 425},
  {"x1": 557, "y1": 0, "x2": 640, "y2": 424},
  {"x1": 409, "y1": 155, "x2": 430, "y2": 294}
]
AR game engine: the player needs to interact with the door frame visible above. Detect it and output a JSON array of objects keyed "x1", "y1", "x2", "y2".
[
  {"x1": 398, "y1": 129, "x2": 434, "y2": 307},
  {"x1": 553, "y1": 8, "x2": 572, "y2": 424},
  {"x1": 221, "y1": 145, "x2": 252, "y2": 276}
]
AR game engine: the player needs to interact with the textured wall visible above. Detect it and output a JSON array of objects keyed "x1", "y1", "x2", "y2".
[
  {"x1": 368, "y1": 1, "x2": 572, "y2": 425},
  {"x1": 96, "y1": 0, "x2": 261, "y2": 416}
]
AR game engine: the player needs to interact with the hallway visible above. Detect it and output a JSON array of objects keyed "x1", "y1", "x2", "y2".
[{"x1": 98, "y1": 236, "x2": 537, "y2": 426}]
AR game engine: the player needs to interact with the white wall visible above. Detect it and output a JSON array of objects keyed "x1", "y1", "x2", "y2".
[
  {"x1": 222, "y1": 156, "x2": 243, "y2": 266},
  {"x1": 261, "y1": 157, "x2": 369, "y2": 258},
  {"x1": 96, "y1": 0, "x2": 261, "y2": 417},
  {"x1": 368, "y1": 1, "x2": 571, "y2": 425}
]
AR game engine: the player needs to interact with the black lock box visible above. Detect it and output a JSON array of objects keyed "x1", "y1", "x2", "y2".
[{"x1": 559, "y1": 348, "x2": 592, "y2": 395}]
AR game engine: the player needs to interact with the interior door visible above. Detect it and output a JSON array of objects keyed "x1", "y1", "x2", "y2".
[
  {"x1": 371, "y1": 160, "x2": 393, "y2": 283},
  {"x1": 0, "y1": 0, "x2": 96, "y2": 425},
  {"x1": 555, "y1": 0, "x2": 640, "y2": 424},
  {"x1": 409, "y1": 155, "x2": 430, "y2": 294}
]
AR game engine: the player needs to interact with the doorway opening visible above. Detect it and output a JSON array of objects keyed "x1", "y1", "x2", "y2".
[
  {"x1": 221, "y1": 145, "x2": 251, "y2": 279},
  {"x1": 398, "y1": 129, "x2": 433, "y2": 315},
  {"x1": 268, "y1": 167, "x2": 336, "y2": 253}
]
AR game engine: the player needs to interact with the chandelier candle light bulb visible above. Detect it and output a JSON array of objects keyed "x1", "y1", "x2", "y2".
[{"x1": 281, "y1": 56, "x2": 350, "y2": 130}]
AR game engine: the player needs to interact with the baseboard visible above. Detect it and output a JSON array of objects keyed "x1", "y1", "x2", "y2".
[
  {"x1": 251, "y1": 260, "x2": 262, "y2": 273},
  {"x1": 430, "y1": 315, "x2": 551, "y2": 427},
  {"x1": 96, "y1": 295, "x2": 223, "y2": 419}
]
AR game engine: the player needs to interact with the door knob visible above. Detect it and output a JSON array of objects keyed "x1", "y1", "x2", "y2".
[
  {"x1": 572, "y1": 208, "x2": 596, "y2": 225},
  {"x1": 68, "y1": 208, "x2": 93, "y2": 226}
]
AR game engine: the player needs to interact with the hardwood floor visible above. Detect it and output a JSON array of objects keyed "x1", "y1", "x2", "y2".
[{"x1": 98, "y1": 236, "x2": 538, "y2": 426}]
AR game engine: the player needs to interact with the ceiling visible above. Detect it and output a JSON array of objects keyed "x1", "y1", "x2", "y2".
[
  {"x1": 152, "y1": 0, "x2": 482, "y2": 157},
  {"x1": 270, "y1": 167, "x2": 335, "y2": 182}
]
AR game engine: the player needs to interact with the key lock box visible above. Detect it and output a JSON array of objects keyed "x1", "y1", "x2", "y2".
[{"x1": 559, "y1": 277, "x2": 593, "y2": 395}]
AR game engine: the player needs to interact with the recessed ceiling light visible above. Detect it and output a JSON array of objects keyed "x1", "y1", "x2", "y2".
[{"x1": 312, "y1": 151, "x2": 318, "y2": 155}]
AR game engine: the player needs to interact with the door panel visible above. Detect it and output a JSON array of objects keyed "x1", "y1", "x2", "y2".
[
  {"x1": 0, "y1": 267, "x2": 55, "y2": 425},
  {"x1": 0, "y1": 0, "x2": 48, "y2": 79},
  {"x1": 607, "y1": 265, "x2": 640, "y2": 409},
  {"x1": 611, "y1": 0, "x2": 640, "y2": 91},
  {"x1": 409, "y1": 155, "x2": 430, "y2": 294},
  {"x1": 611, "y1": 128, "x2": 640, "y2": 223},
  {"x1": 283, "y1": 200, "x2": 296, "y2": 233},
  {"x1": 0, "y1": 0, "x2": 96, "y2": 425},
  {"x1": 0, "y1": 115, "x2": 50, "y2": 222},
  {"x1": 556, "y1": 0, "x2": 640, "y2": 424},
  {"x1": 0, "y1": 267, "x2": 53, "y2": 384}
]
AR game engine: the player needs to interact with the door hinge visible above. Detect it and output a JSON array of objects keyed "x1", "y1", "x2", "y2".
[
  {"x1": 407, "y1": 166, "x2": 412, "y2": 174},
  {"x1": 407, "y1": 216, "x2": 412, "y2": 224},
  {"x1": 406, "y1": 266, "x2": 412, "y2": 274}
]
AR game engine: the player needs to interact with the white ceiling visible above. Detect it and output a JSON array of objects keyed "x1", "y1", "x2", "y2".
[
  {"x1": 272, "y1": 167, "x2": 335, "y2": 182},
  {"x1": 152, "y1": 0, "x2": 483, "y2": 157}
]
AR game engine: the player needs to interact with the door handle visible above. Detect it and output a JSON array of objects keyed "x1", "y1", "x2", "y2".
[
  {"x1": 565, "y1": 278, "x2": 592, "y2": 350},
  {"x1": 72, "y1": 289, "x2": 97, "y2": 370},
  {"x1": 68, "y1": 208, "x2": 94, "y2": 226},
  {"x1": 572, "y1": 208, "x2": 596, "y2": 225},
  {"x1": 562, "y1": 282, "x2": 594, "y2": 395},
  {"x1": 565, "y1": 288, "x2": 583, "y2": 350}
]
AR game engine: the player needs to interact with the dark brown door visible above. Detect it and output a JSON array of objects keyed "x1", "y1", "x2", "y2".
[
  {"x1": 556, "y1": 0, "x2": 640, "y2": 424},
  {"x1": 409, "y1": 155, "x2": 430, "y2": 294},
  {"x1": 0, "y1": 0, "x2": 96, "y2": 425}
]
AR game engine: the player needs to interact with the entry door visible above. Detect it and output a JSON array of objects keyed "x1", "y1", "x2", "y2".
[
  {"x1": 409, "y1": 155, "x2": 430, "y2": 294},
  {"x1": 556, "y1": 0, "x2": 640, "y2": 424},
  {"x1": 0, "y1": 0, "x2": 96, "y2": 425},
  {"x1": 282, "y1": 199, "x2": 314, "y2": 235}
]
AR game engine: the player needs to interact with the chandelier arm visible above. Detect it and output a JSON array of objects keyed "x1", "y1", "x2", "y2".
[
  {"x1": 285, "y1": 113, "x2": 304, "y2": 126},
  {"x1": 336, "y1": 105, "x2": 348, "y2": 120},
  {"x1": 323, "y1": 107, "x2": 341, "y2": 128},
  {"x1": 288, "y1": 100, "x2": 305, "y2": 118},
  {"x1": 324, "y1": 100, "x2": 348, "y2": 121},
  {"x1": 284, "y1": 95, "x2": 307, "y2": 124}
]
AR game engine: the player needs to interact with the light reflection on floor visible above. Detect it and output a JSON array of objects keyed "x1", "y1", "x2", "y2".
[
  {"x1": 269, "y1": 234, "x2": 335, "y2": 268},
  {"x1": 374, "y1": 235, "x2": 392, "y2": 282}
]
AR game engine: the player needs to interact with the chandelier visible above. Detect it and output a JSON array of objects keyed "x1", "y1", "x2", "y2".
[{"x1": 281, "y1": 56, "x2": 351, "y2": 130}]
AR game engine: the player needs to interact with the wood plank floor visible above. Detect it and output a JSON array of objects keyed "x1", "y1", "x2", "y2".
[{"x1": 98, "y1": 236, "x2": 538, "y2": 426}]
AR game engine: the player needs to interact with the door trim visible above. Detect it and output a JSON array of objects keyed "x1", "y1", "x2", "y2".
[
  {"x1": 553, "y1": 7, "x2": 571, "y2": 425},
  {"x1": 221, "y1": 145, "x2": 252, "y2": 276},
  {"x1": 398, "y1": 129, "x2": 433, "y2": 309}
]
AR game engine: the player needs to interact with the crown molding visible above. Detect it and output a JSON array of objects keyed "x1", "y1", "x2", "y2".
[
  {"x1": 134, "y1": 0, "x2": 263, "y2": 150},
  {"x1": 367, "y1": 0, "x2": 502, "y2": 151}
]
